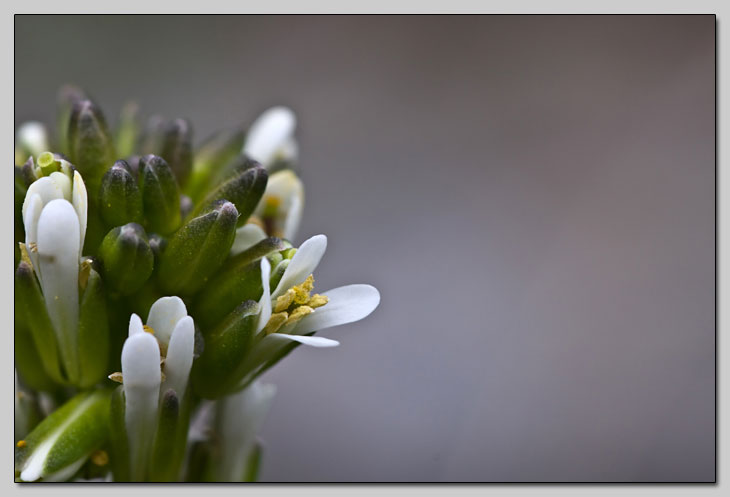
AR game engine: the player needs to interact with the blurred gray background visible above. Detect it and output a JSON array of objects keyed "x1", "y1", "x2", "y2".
[{"x1": 15, "y1": 15, "x2": 715, "y2": 482}]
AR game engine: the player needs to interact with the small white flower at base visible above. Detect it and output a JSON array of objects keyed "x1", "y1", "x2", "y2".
[
  {"x1": 243, "y1": 106, "x2": 298, "y2": 168},
  {"x1": 118, "y1": 297, "x2": 195, "y2": 481}
]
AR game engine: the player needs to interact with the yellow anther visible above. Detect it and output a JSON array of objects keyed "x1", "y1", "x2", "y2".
[
  {"x1": 274, "y1": 289, "x2": 295, "y2": 313},
  {"x1": 29, "y1": 242, "x2": 38, "y2": 253},
  {"x1": 263, "y1": 195, "x2": 282, "y2": 217},
  {"x1": 308, "y1": 294, "x2": 329, "y2": 309},
  {"x1": 79, "y1": 259, "x2": 92, "y2": 291},
  {"x1": 262, "y1": 312, "x2": 288, "y2": 335},
  {"x1": 286, "y1": 305, "x2": 313, "y2": 325},
  {"x1": 143, "y1": 325, "x2": 155, "y2": 335},
  {"x1": 16, "y1": 440, "x2": 26, "y2": 448},
  {"x1": 108, "y1": 372, "x2": 124, "y2": 384},
  {"x1": 91, "y1": 450, "x2": 109, "y2": 466}
]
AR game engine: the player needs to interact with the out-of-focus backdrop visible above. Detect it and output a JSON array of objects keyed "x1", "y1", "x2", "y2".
[{"x1": 15, "y1": 15, "x2": 715, "y2": 482}]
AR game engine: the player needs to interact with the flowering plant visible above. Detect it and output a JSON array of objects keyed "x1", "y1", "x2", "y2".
[{"x1": 14, "y1": 87, "x2": 380, "y2": 482}]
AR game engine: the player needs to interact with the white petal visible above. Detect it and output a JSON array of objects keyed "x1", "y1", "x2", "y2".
[
  {"x1": 146, "y1": 296, "x2": 188, "y2": 349},
  {"x1": 22, "y1": 193, "x2": 43, "y2": 274},
  {"x1": 279, "y1": 136, "x2": 299, "y2": 163},
  {"x1": 268, "y1": 333, "x2": 340, "y2": 348},
  {"x1": 23, "y1": 176, "x2": 66, "y2": 221},
  {"x1": 128, "y1": 314, "x2": 144, "y2": 336},
  {"x1": 36, "y1": 199, "x2": 81, "y2": 381},
  {"x1": 243, "y1": 106, "x2": 296, "y2": 167},
  {"x1": 295, "y1": 284, "x2": 380, "y2": 334},
  {"x1": 49, "y1": 172, "x2": 72, "y2": 200},
  {"x1": 161, "y1": 316, "x2": 195, "y2": 404},
  {"x1": 72, "y1": 171, "x2": 88, "y2": 253},
  {"x1": 216, "y1": 381, "x2": 277, "y2": 482},
  {"x1": 256, "y1": 258, "x2": 272, "y2": 335},
  {"x1": 121, "y1": 332, "x2": 161, "y2": 481},
  {"x1": 283, "y1": 190, "x2": 303, "y2": 241},
  {"x1": 230, "y1": 223, "x2": 267, "y2": 256},
  {"x1": 16, "y1": 121, "x2": 48, "y2": 157},
  {"x1": 271, "y1": 234, "x2": 327, "y2": 300}
]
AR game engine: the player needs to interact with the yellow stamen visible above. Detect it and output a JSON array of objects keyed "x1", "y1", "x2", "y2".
[
  {"x1": 308, "y1": 294, "x2": 329, "y2": 309},
  {"x1": 108, "y1": 372, "x2": 124, "y2": 384},
  {"x1": 286, "y1": 305, "x2": 313, "y2": 325},
  {"x1": 262, "y1": 312, "x2": 288, "y2": 335},
  {"x1": 274, "y1": 289, "x2": 295, "y2": 313},
  {"x1": 263, "y1": 195, "x2": 282, "y2": 217},
  {"x1": 78, "y1": 259, "x2": 92, "y2": 291},
  {"x1": 91, "y1": 450, "x2": 109, "y2": 466},
  {"x1": 143, "y1": 325, "x2": 155, "y2": 335},
  {"x1": 16, "y1": 440, "x2": 26, "y2": 448}
]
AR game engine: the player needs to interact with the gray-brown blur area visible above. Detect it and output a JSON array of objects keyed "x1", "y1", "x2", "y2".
[{"x1": 15, "y1": 15, "x2": 714, "y2": 482}]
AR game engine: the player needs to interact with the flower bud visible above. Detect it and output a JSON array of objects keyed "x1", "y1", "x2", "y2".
[
  {"x1": 77, "y1": 266, "x2": 110, "y2": 387},
  {"x1": 139, "y1": 154, "x2": 181, "y2": 235},
  {"x1": 190, "y1": 160, "x2": 267, "y2": 226},
  {"x1": 67, "y1": 99, "x2": 116, "y2": 196},
  {"x1": 192, "y1": 300, "x2": 261, "y2": 399},
  {"x1": 114, "y1": 101, "x2": 140, "y2": 158},
  {"x1": 98, "y1": 223, "x2": 154, "y2": 295},
  {"x1": 193, "y1": 237, "x2": 289, "y2": 330},
  {"x1": 15, "y1": 121, "x2": 49, "y2": 164},
  {"x1": 15, "y1": 390, "x2": 111, "y2": 482},
  {"x1": 149, "y1": 389, "x2": 190, "y2": 481},
  {"x1": 99, "y1": 161, "x2": 144, "y2": 228},
  {"x1": 157, "y1": 201, "x2": 238, "y2": 295},
  {"x1": 56, "y1": 85, "x2": 87, "y2": 156},
  {"x1": 185, "y1": 128, "x2": 246, "y2": 202},
  {"x1": 161, "y1": 118, "x2": 193, "y2": 188}
]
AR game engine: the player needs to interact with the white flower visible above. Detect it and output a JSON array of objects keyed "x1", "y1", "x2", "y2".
[
  {"x1": 255, "y1": 234, "x2": 380, "y2": 348},
  {"x1": 254, "y1": 170, "x2": 304, "y2": 241},
  {"x1": 21, "y1": 163, "x2": 87, "y2": 383},
  {"x1": 118, "y1": 297, "x2": 195, "y2": 481},
  {"x1": 16, "y1": 121, "x2": 49, "y2": 161},
  {"x1": 230, "y1": 223, "x2": 267, "y2": 256},
  {"x1": 242, "y1": 106, "x2": 298, "y2": 169},
  {"x1": 214, "y1": 381, "x2": 276, "y2": 482}
]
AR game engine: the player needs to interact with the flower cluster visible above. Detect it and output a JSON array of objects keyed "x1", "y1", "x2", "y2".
[{"x1": 14, "y1": 87, "x2": 380, "y2": 482}]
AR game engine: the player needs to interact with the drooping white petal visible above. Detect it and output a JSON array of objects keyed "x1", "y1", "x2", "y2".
[
  {"x1": 128, "y1": 314, "x2": 144, "y2": 336},
  {"x1": 268, "y1": 333, "x2": 340, "y2": 348},
  {"x1": 230, "y1": 223, "x2": 267, "y2": 256},
  {"x1": 295, "y1": 284, "x2": 381, "y2": 334},
  {"x1": 22, "y1": 193, "x2": 43, "y2": 274},
  {"x1": 271, "y1": 234, "x2": 327, "y2": 300},
  {"x1": 161, "y1": 316, "x2": 195, "y2": 404},
  {"x1": 215, "y1": 381, "x2": 277, "y2": 482},
  {"x1": 256, "y1": 258, "x2": 272, "y2": 335},
  {"x1": 16, "y1": 121, "x2": 48, "y2": 157},
  {"x1": 36, "y1": 199, "x2": 81, "y2": 382},
  {"x1": 72, "y1": 171, "x2": 88, "y2": 253},
  {"x1": 146, "y1": 296, "x2": 188, "y2": 349},
  {"x1": 243, "y1": 106, "x2": 296, "y2": 167},
  {"x1": 121, "y1": 332, "x2": 161, "y2": 482}
]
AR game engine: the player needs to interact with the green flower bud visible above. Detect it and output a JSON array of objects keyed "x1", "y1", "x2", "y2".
[
  {"x1": 139, "y1": 154, "x2": 181, "y2": 235},
  {"x1": 191, "y1": 160, "x2": 267, "y2": 226},
  {"x1": 98, "y1": 223, "x2": 154, "y2": 295},
  {"x1": 15, "y1": 390, "x2": 111, "y2": 482},
  {"x1": 67, "y1": 99, "x2": 116, "y2": 196},
  {"x1": 193, "y1": 237, "x2": 288, "y2": 330},
  {"x1": 109, "y1": 385, "x2": 130, "y2": 481},
  {"x1": 139, "y1": 115, "x2": 166, "y2": 156},
  {"x1": 161, "y1": 118, "x2": 193, "y2": 188},
  {"x1": 15, "y1": 321, "x2": 57, "y2": 394},
  {"x1": 114, "y1": 101, "x2": 140, "y2": 158},
  {"x1": 185, "y1": 128, "x2": 246, "y2": 202},
  {"x1": 192, "y1": 300, "x2": 260, "y2": 399},
  {"x1": 149, "y1": 389, "x2": 190, "y2": 482},
  {"x1": 157, "y1": 201, "x2": 238, "y2": 296},
  {"x1": 99, "y1": 161, "x2": 144, "y2": 228},
  {"x1": 77, "y1": 266, "x2": 110, "y2": 387},
  {"x1": 56, "y1": 85, "x2": 87, "y2": 156}
]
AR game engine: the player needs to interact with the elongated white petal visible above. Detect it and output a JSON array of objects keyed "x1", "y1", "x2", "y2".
[
  {"x1": 231, "y1": 224, "x2": 267, "y2": 256},
  {"x1": 72, "y1": 171, "x2": 87, "y2": 252},
  {"x1": 16, "y1": 121, "x2": 48, "y2": 157},
  {"x1": 216, "y1": 381, "x2": 277, "y2": 482},
  {"x1": 23, "y1": 176, "x2": 66, "y2": 221},
  {"x1": 49, "y1": 172, "x2": 72, "y2": 200},
  {"x1": 121, "y1": 332, "x2": 161, "y2": 481},
  {"x1": 284, "y1": 191, "x2": 303, "y2": 241},
  {"x1": 243, "y1": 106, "x2": 296, "y2": 167},
  {"x1": 23, "y1": 193, "x2": 43, "y2": 274},
  {"x1": 271, "y1": 234, "x2": 327, "y2": 300},
  {"x1": 36, "y1": 199, "x2": 81, "y2": 381},
  {"x1": 128, "y1": 314, "x2": 144, "y2": 336},
  {"x1": 268, "y1": 333, "x2": 340, "y2": 348},
  {"x1": 161, "y1": 316, "x2": 195, "y2": 404},
  {"x1": 295, "y1": 284, "x2": 381, "y2": 334},
  {"x1": 146, "y1": 296, "x2": 188, "y2": 349},
  {"x1": 256, "y1": 258, "x2": 272, "y2": 334}
]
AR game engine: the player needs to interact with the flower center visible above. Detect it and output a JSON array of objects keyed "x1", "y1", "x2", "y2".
[{"x1": 261, "y1": 274, "x2": 328, "y2": 335}]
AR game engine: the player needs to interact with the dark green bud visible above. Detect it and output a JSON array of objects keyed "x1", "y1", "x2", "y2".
[
  {"x1": 139, "y1": 154, "x2": 181, "y2": 235},
  {"x1": 98, "y1": 223, "x2": 154, "y2": 295},
  {"x1": 192, "y1": 300, "x2": 260, "y2": 399},
  {"x1": 193, "y1": 237, "x2": 288, "y2": 330},
  {"x1": 160, "y1": 118, "x2": 193, "y2": 187},
  {"x1": 109, "y1": 385, "x2": 130, "y2": 482},
  {"x1": 150, "y1": 389, "x2": 190, "y2": 482},
  {"x1": 157, "y1": 201, "x2": 238, "y2": 295},
  {"x1": 99, "y1": 161, "x2": 143, "y2": 227},
  {"x1": 185, "y1": 128, "x2": 246, "y2": 202},
  {"x1": 114, "y1": 101, "x2": 140, "y2": 158},
  {"x1": 191, "y1": 160, "x2": 267, "y2": 226},
  {"x1": 67, "y1": 99, "x2": 116, "y2": 196}
]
